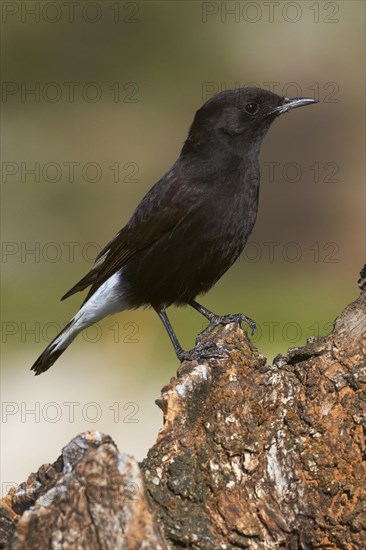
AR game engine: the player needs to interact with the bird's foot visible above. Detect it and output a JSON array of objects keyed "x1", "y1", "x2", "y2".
[
  {"x1": 177, "y1": 341, "x2": 228, "y2": 363},
  {"x1": 196, "y1": 313, "x2": 256, "y2": 345}
]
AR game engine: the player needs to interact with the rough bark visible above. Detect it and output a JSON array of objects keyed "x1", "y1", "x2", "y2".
[{"x1": 1, "y1": 267, "x2": 365, "y2": 549}]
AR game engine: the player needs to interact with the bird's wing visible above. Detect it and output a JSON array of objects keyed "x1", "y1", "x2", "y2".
[{"x1": 61, "y1": 166, "x2": 208, "y2": 302}]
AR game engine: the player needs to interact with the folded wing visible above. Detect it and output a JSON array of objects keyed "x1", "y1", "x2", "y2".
[{"x1": 61, "y1": 165, "x2": 208, "y2": 302}]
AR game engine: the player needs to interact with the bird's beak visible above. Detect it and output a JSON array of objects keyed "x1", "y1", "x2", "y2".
[{"x1": 269, "y1": 97, "x2": 319, "y2": 116}]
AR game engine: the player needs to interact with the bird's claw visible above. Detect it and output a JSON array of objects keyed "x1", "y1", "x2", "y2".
[
  {"x1": 177, "y1": 342, "x2": 228, "y2": 362},
  {"x1": 196, "y1": 313, "x2": 256, "y2": 345},
  {"x1": 218, "y1": 313, "x2": 256, "y2": 335}
]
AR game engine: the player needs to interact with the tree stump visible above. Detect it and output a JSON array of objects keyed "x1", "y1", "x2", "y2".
[{"x1": 1, "y1": 267, "x2": 365, "y2": 549}]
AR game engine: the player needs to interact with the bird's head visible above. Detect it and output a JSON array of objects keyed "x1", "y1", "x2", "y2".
[{"x1": 185, "y1": 87, "x2": 318, "y2": 156}]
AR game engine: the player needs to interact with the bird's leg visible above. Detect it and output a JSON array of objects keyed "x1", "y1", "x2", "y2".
[
  {"x1": 155, "y1": 307, "x2": 226, "y2": 362},
  {"x1": 189, "y1": 300, "x2": 256, "y2": 344},
  {"x1": 155, "y1": 308, "x2": 184, "y2": 358}
]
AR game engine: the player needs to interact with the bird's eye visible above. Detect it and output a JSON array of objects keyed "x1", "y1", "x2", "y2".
[{"x1": 244, "y1": 102, "x2": 259, "y2": 115}]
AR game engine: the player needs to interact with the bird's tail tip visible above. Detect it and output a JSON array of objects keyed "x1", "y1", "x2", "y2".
[
  {"x1": 30, "y1": 320, "x2": 75, "y2": 375},
  {"x1": 31, "y1": 345, "x2": 66, "y2": 375}
]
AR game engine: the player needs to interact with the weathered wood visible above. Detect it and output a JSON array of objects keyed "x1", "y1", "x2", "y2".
[
  {"x1": 1, "y1": 267, "x2": 365, "y2": 549},
  {"x1": 0, "y1": 434, "x2": 167, "y2": 550}
]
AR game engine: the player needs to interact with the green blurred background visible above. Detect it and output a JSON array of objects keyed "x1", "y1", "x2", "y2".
[{"x1": 1, "y1": 1, "x2": 365, "y2": 488}]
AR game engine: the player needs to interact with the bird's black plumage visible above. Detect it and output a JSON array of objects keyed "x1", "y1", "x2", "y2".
[{"x1": 31, "y1": 87, "x2": 318, "y2": 374}]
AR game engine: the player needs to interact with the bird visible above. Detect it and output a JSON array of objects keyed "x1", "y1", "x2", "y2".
[{"x1": 31, "y1": 87, "x2": 318, "y2": 374}]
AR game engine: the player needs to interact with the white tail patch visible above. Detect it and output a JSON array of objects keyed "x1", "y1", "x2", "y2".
[{"x1": 53, "y1": 271, "x2": 125, "y2": 351}]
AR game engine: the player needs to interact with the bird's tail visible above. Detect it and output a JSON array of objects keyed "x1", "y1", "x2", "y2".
[
  {"x1": 31, "y1": 271, "x2": 125, "y2": 375},
  {"x1": 31, "y1": 319, "x2": 83, "y2": 375}
]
